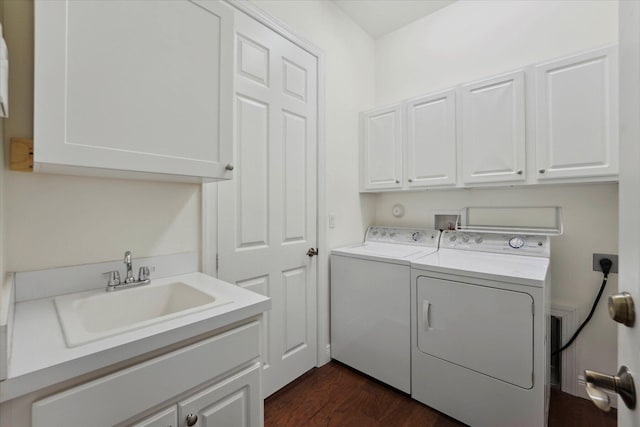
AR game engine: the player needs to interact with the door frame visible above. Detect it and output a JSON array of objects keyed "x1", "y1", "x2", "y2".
[{"x1": 201, "y1": 0, "x2": 329, "y2": 367}]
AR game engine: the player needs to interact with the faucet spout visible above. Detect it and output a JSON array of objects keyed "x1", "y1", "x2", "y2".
[{"x1": 123, "y1": 251, "x2": 135, "y2": 284}]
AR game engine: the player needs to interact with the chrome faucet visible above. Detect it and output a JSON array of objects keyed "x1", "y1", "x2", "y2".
[
  {"x1": 103, "y1": 251, "x2": 154, "y2": 292},
  {"x1": 123, "y1": 251, "x2": 135, "y2": 284}
]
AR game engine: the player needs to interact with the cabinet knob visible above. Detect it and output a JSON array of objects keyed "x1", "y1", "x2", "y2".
[
  {"x1": 395, "y1": 180, "x2": 400, "y2": 184},
  {"x1": 225, "y1": 163, "x2": 235, "y2": 171},
  {"x1": 516, "y1": 170, "x2": 523, "y2": 175},
  {"x1": 539, "y1": 169, "x2": 546, "y2": 174},
  {"x1": 186, "y1": 413, "x2": 198, "y2": 426},
  {"x1": 408, "y1": 179, "x2": 413, "y2": 183}
]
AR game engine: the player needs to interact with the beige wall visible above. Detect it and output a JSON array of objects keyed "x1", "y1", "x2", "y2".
[
  {"x1": 2, "y1": 0, "x2": 201, "y2": 272},
  {"x1": 373, "y1": 0, "x2": 619, "y2": 398}
]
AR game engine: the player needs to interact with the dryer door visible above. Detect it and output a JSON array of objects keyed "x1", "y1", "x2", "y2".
[{"x1": 416, "y1": 276, "x2": 534, "y2": 389}]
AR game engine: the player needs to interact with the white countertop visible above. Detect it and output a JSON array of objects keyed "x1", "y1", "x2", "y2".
[{"x1": 0, "y1": 272, "x2": 270, "y2": 402}]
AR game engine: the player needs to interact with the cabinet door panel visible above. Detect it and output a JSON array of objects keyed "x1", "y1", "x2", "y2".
[
  {"x1": 461, "y1": 71, "x2": 526, "y2": 184},
  {"x1": 178, "y1": 363, "x2": 261, "y2": 427},
  {"x1": 34, "y1": 0, "x2": 233, "y2": 181},
  {"x1": 130, "y1": 406, "x2": 177, "y2": 427},
  {"x1": 535, "y1": 45, "x2": 618, "y2": 179},
  {"x1": 361, "y1": 105, "x2": 403, "y2": 190},
  {"x1": 406, "y1": 90, "x2": 456, "y2": 187}
]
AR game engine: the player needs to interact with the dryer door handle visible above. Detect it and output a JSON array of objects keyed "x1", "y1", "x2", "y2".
[{"x1": 423, "y1": 300, "x2": 431, "y2": 330}]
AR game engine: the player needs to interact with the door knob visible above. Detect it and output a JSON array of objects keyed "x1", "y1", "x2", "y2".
[
  {"x1": 609, "y1": 292, "x2": 635, "y2": 326},
  {"x1": 306, "y1": 247, "x2": 318, "y2": 257},
  {"x1": 584, "y1": 366, "x2": 636, "y2": 411}
]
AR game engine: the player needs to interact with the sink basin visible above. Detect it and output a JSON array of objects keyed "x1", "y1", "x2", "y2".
[{"x1": 55, "y1": 282, "x2": 232, "y2": 347}]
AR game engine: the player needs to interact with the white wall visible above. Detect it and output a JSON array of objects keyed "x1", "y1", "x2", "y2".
[
  {"x1": 376, "y1": 0, "x2": 619, "y2": 105},
  {"x1": 2, "y1": 0, "x2": 201, "y2": 273},
  {"x1": 247, "y1": 0, "x2": 377, "y2": 364},
  {"x1": 373, "y1": 0, "x2": 619, "y2": 398}
]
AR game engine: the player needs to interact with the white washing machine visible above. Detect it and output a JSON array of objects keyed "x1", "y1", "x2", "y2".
[
  {"x1": 411, "y1": 230, "x2": 551, "y2": 427},
  {"x1": 331, "y1": 226, "x2": 441, "y2": 393}
]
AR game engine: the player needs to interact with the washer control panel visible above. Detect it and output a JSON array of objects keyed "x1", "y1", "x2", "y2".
[
  {"x1": 365, "y1": 227, "x2": 440, "y2": 247},
  {"x1": 440, "y1": 231, "x2": 549, "y2": 257}
]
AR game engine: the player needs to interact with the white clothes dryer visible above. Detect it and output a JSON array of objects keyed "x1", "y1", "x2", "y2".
[
  {"x1": 331, "y1": 226, "x2": 440, "y2": 393},
  {"x1": 411, "y1": 230, "x2": 551, "y2": 427}
]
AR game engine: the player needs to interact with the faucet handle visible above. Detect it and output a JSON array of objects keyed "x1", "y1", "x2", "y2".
[
  {"x1": 138, "y1": 266, "x2": 155, "y2": 281},
  {"x1": 102, "y1": 270, "x2": 121, "y2": 287}
]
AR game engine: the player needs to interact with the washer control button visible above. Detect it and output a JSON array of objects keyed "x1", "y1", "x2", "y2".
[
  {"x1": 509, "y1": 237, "x2": 525, "y2": 249},
  {"x1": 412, "y1": 232, "x2": 422, "y2": 242}
]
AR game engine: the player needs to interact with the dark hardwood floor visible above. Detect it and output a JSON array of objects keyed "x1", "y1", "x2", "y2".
[{"x1": 265, "y1": 361, "x2": 617, "y2": 427}]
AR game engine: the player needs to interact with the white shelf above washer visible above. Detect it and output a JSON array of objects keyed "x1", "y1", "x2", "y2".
[{"x1": 455, "y1": 206, "x2": 563, "y2": 236}]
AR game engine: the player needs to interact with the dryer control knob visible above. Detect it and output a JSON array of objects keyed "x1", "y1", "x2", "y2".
[
  {"x1": 449, "y1": 235, "x2": 457, "y2": 242},
  {"x1": 412, "y1": 232, "x2": 422, "y2": 242},
  {"x1": 475, "y1": 236, "x2": 484, "y2": 244},
  {"x1": 462, "y1": 235, "x2": 470, "y2": 243},
  {"x1": 509, "y1": 237, "x2": 525, "y2": 249}
]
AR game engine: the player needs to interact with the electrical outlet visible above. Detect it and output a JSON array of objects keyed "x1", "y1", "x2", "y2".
[{"x1": 593, "y1": 253, "x2": 618, "y2": 274}]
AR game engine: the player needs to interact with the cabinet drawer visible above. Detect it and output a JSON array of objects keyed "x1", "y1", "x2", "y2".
[{"x1": 33, "y1": 322, "x2": 260, "y2": 427}]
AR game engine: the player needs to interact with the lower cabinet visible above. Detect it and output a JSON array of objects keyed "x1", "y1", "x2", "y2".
[
  {"x1": 132, "y1": 364, "x2": 261, "y2": 427},
  {"x1": 31, "y1": 321, "x2": 263, "y2": 427}
]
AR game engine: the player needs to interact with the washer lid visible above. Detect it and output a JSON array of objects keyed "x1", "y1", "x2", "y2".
[
  {"x1": 412, "y1": 249, "x2": 549, "y2": 287},
  {"x1": 332, "y1": 242, "x2": 437, "y2": 265}
]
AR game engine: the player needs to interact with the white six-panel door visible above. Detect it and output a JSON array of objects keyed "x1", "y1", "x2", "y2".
[{"x1": 218, "y1": 10, "x2": 318, "y2": 397}]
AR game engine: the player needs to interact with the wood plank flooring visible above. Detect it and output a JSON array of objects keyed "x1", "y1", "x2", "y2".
[{"x1": 264, "y1": 361, "x2": 617, "y2": 427}]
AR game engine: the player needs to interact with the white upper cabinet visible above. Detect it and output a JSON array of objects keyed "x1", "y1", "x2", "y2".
[
  {"x1": 34, "y1": 0, "x2": 234, "y2": 182},
  {"x1": 535, "y1": 45, "x2": 619, "y2": 180},
  {"x1": 361, "y1": 105, "x2": 403, "y2": 191},
  {"x1": 406, "y1": 90, "x2": 457, "y2": 188},
  {"x1": 461, "y1": 71, "x2": 526, "y2": 184}
]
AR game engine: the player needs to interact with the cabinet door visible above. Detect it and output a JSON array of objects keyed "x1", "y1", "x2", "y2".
[
  {"x1": 535, "y1": 45, "x2": 619, "y2": 180},
  {"x1": 130, "y1": 406, "x2": 177, "y2": 427},
  {"x1": 360, "y1": 105, "x2": 403, "y2": 191},
  {"x1": 406, "y1": 90, "x2": 457, "y2": 188},
  {"x1": 461, "y1": 71, "x2": 526, "y2": 184},
  {"x1": 34, "y1": 0, "x2": 234, "y2": 182},
  {"x1": 178, "y1": 363, "x2": 261, "y2": 427}
]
